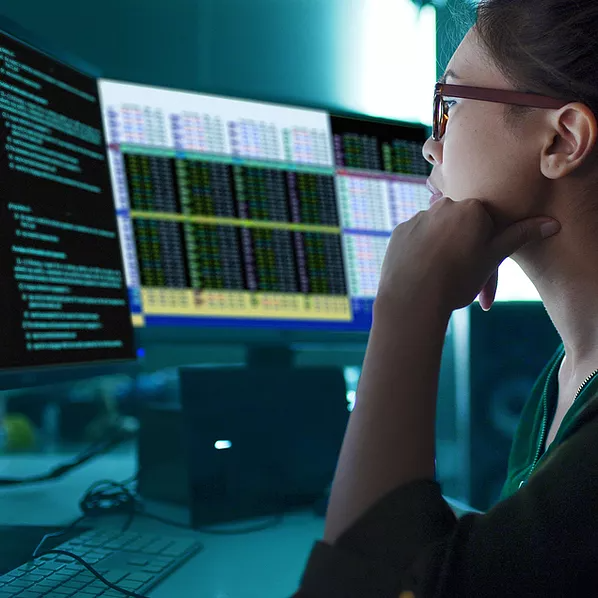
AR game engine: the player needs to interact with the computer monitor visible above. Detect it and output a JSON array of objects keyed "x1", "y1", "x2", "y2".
[
  {"x1": 98, "y1": 79, "x2": 431, "y2": 343},
  {"x1": 0, "y1": 18, "x2": 136, "y2": 390}
]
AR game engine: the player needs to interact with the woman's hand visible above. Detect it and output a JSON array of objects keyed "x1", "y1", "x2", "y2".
[{"x1": 376, "y1": 196, "x2": 560, "y2": 315}]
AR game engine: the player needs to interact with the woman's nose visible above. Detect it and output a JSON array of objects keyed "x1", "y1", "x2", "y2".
[{"x1": 422, "y1": 135, "x2": 442, "y2": 166}]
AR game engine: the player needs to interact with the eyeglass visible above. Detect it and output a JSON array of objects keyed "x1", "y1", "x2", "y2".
[{"x1": 433, "y1": 82, "x2": 570, "y2": 141}]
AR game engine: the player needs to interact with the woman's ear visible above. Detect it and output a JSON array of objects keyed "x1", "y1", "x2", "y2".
[{"x1": 540, "y1": 102, "x2": 598, "y2": 179}]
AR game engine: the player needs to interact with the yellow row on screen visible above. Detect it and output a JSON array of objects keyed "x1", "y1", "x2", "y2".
[{"x1": 135, "y1": 288, "x2": 352, "y2": 321}]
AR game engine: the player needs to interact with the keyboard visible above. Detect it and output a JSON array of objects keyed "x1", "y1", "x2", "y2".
[{"x1": 0, "y1": 528, "x2": 203, "y2": 597}]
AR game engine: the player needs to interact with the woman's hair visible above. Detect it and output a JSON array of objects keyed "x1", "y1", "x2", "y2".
[{"x1": 475, "y1": 0, "x2": 598, "y2": 119}]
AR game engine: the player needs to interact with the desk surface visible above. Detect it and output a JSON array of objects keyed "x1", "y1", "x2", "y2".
[{"x1": 0, "y1": 449, "x2": 322, "y2": 597}]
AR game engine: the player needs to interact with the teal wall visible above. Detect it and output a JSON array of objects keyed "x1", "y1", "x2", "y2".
[
  {"x1": 0, "y1": 0, "x2": 341, "y2": 110},
  {"x1": 0, "y1": 0, "x2": 204, "y2": 91},
  {"x1": 195, "y1": 0, "x2": 339, "y2": 109},
  {"x1": 0, "y1": 0, "x2": 438, "y2": 115}
]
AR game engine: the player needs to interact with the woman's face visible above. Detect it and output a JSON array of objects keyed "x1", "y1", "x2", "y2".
[{"x1": 423, "y1": 28, "x2": 551, "y2": 227}]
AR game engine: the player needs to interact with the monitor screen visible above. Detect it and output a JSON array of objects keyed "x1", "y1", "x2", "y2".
[
  {"x1": 99, "y1": 79, "x2": 431, "y2": 332},
  {"x1": 331, "y1": 115, "x2": 431, "y2": 328},
  {"x1": 0, "y1": 25, "x2": 135, "y2": 379}
]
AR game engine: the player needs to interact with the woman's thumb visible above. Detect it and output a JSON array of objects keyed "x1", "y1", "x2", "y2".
[{"x1": 492, "y1": 217, "x2": 561, "y2": 259}]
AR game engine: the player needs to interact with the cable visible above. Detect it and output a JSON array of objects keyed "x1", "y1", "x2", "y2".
[
  {"x1": 77, "y1": 477, "x2": 285, "y2": 535},
  {"x1": 32, "y1": 514, "x2": 88, "y2": 559},
  {"x1": 31, "y1": 478, "x2": 148, "y2": 598},
  {"x1": 0, "y1": 424, "x2": 136, "y2": 486},
  {"x1": 31, "y1": 476, "x2": 140, "y2": 559},
  {"x1": 30, "y1": 475, "x2": 283, "y2": 598},
  {"x1": 33, "y1": 550, "x2": 149, "y2": 598},
  {"x1": 79, "y1": 478, "x2": 140, "y2": 532},
  {"x1": 118, "y1": 472, "x2": 139, "y2": 487},
  {"x1": 79, "y1": 479, "x2": 141, "y2": 516}
]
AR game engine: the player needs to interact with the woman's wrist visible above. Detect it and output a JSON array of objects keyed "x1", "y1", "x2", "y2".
[{"x1": 373, "y1": 287, "x2": 453, "y2": 330}]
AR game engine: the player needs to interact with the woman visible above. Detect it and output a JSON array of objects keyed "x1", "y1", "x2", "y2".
[{"x1": 293, "y1": 0, "x2": 598, "y2": 596}]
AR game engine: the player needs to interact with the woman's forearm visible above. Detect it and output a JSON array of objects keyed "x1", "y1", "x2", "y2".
[{"x1": 323, "y1": 295, "x2": 451, "y2": 543}]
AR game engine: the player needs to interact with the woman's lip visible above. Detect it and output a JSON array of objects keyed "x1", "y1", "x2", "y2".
[{"x1": 426, "y1": 179, "x2": 444, "y2": 206}]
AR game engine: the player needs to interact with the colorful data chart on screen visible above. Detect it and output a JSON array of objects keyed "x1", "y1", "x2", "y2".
[
  {"x1": 98, "y1": 80, "x2": 350, "y2": 327},
  {"x1": 330, "y1": 115, "x2": 431, "y2": 311},
  {"x1": 99, "y1": 80, "x2": 332, "y2": 166}
]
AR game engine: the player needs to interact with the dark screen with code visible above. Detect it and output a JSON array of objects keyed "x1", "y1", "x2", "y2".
[{"x1": 0, "y1": 28, "x2": 134, "y2": 370}]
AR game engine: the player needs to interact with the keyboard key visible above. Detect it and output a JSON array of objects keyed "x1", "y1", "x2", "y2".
[
  {"x1": 44, "y1": 585, "x2": 75, "y2": 597},
  {"x1": 21, "y1": 572, "x2": 45, "y2": 582},
  {"x1": 124, "y1": 540, "x2": 152, "y2": 552},
  {"x1": 161, "y1": 539, "x2": 197, "y2": 557},
  {"x1": 142, "y1": 564, "x2": 165, "y2": 573},
  {"x1": 5, "y1": 578, "x2": 33, "y2": 589},
  {"x1": 36, "y1": 579, "x2": 61, "y2": 589},
  {"x1": 80, "y1": 541, "x2": 101, "y2": 549},
  {"x1": 36, "y1": 563, "x2": 65, "y2": 575},
  {"x1": 103, "y1": 540, "x2": 131, "y2": 551},
  {"x1": 62, "y1": 580, "x2": 90, "y2": 590},
  {"x1": 87, "y1": 583, "x2": 109, "y2": 594},
  {"x1": 142, "y1": 540, "x2": 174, "y2": 554},
  {"x1": 118, "y1": 579, "x2": 144, "y2": 590},
  {"x1": 72, "y1": 571, "x2": 96, "y2": 583},
  {"x1": 83, "y1": 536, "x2": 114, "y2": 548},
  {"x1": 127, "y1": 572, "x2": 154, "y2": 583},
  {"x1": 13, "y1": 565, "x2": 37, "y2": 576},
  {"x1": 127, "y1": 557, "x2": 149, "y2": 566},
  {"x1": 154, "y1": 557, "x2": 173, "y2": 566},
  {"x1": 102, "y1": 569, "x2": 128, "y2": 584},
  {"x1": 79, "y1": 584, "x2": 109, "y2": 596},
  {"x1": 31, "y1": 558, "x2": 47, "y2": 566}
]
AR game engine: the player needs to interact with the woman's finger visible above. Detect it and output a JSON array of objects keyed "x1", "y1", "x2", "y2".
[{"x1": 479, "y1": 270, "x2": 499, "y2": 312}]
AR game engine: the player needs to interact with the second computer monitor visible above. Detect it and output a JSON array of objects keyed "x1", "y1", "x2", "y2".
[
  {"x1": 98, "y1": 79, "x2": 431, "y2": 333},
  {"x1": 0, "y1": 18, "x2": 135, "y2": 389}
]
